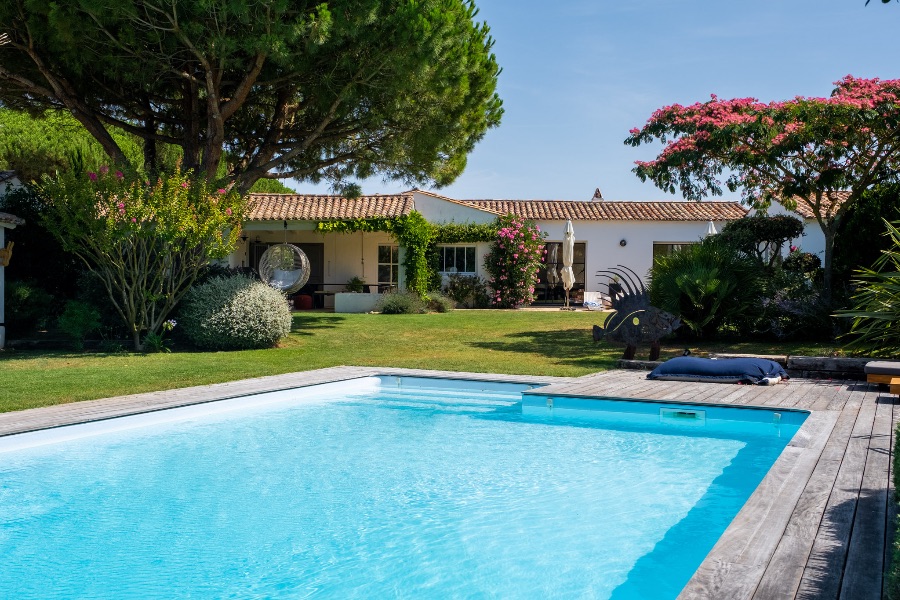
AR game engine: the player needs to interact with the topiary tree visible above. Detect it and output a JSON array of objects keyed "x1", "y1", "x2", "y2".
[
  {"x1": 482, "y1": 215, "x2": 547, "y2": 308},
  {"x1": 718, "y1": 214, "x2": 804, "y2": 269},
  {"x1": 179, "y1": 275, "x2": 292, "y2": 350},
  {"x1": 37, "y1": 168, "x2": 245, "y2": 351}
]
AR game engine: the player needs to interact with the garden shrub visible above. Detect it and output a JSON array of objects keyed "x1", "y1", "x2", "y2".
[
  {"x1": 5, "y1": 280, "x2": 54, "y2": 337},
  {"x1": 445, "y1": 274, "x2": 491, "y2": 308},
  {"x1": 783, "y1": 250, "x2": 822, "y2": 275},
  {"x1": 649, "y1": 238, "x2": 763, "y2": 338},
  {"x1": 179, "y1": 275, "x2": 292, "y2": 350},
  {"x1": 756, "y1": 249, "x2": 832, "y2": 340},
  {"x1": 426, "y1": 291, "x2": 455, "y2": 313},
  {"x1": 483, "y1": 214, "x2": 547, "y2": 308},
  {"x1": 839, "y1": 219, "x2": 900, "y2": 356},
  {"x1": 376, "y1": 291, "x2": 425, "y2": 314},
  {"x1": 57, "y1": 300, "x2": 101, "y2": 350}
]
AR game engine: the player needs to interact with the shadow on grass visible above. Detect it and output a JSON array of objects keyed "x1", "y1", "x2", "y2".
[
  {"x1": 290, "y1": 314, "x2": 348, "y2": 335},
  {"x1": 0, "y1": 347, "x2": 144, "y2": 362},
  {"x1": 467, "y1": 327, "x2": 622, "y2": 369}
]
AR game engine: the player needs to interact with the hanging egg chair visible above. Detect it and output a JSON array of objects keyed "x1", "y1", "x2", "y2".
[{"x1": 258, "y1": 221, "x2": 311, "y2": 295}]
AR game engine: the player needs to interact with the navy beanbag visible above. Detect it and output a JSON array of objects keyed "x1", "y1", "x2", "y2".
[{"x1": 647, "y1": 357, "x2": 788, "y2": 385}]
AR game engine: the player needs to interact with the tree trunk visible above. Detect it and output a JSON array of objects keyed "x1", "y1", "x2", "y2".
[
  {"x1": 822, "y1": 223, "x2": 837, "y2": 307},
  {"x1": 132, "y1": 329, "x2": 143, "y2": 352}
]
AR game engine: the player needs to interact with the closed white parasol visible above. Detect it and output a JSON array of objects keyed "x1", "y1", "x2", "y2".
[
  {"x1": 561, "y1": 219, "x2": 576, "y2": 308},
  {"x1": 706, "y1": 220, "x2": 718, "y2": 236}
]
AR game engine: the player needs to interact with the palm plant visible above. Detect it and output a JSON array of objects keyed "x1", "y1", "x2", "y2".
[
  {"x1": 650, "y1": 239, "x2": 763, "y2": 338},
  {"x1": 838, "y1": 219, "x2": 900, "y2": 355}
]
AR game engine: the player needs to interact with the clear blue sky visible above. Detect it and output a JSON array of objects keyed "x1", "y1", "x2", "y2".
[{"x1": 295, "y1": 0, "x2": 898, "y2": 201}]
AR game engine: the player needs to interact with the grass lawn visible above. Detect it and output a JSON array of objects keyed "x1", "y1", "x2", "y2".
[{"x1": 0, "y1": 310, "x2": 843, "y2": 413}]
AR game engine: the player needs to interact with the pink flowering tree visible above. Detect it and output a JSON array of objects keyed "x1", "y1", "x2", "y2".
[
  {"x1": 38, "y1": 169, "x2": 245, "y2": 351},
  {"x1": 483, "y1": 214, "x2": 547, "y2": 308},
  {"x1": 626, "y1": 75, "x2": 900, "y2": 304}
]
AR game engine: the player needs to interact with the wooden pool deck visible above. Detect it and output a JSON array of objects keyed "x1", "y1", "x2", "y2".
[{"x1": 0, "y1": 366, "x2": 894, "y2": 599}]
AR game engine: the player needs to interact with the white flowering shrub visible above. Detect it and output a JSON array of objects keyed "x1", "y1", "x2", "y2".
[{"x1": 180, "y1": 275, "x2": 292, "y2": 350}]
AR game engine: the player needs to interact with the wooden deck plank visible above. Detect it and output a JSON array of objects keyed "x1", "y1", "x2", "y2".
[
  {"x1": 839, "y1": 391, "x2": 894, "y2": 598},
  {"x1": 795, "y1": 387, "x2": 879, "y2": 599},
  {"x1": 753, "y1": 397, "x2": 863, "y2": 599},
  {"x1": 885, "y1": 396, "x2": 899, "y2": 599}
]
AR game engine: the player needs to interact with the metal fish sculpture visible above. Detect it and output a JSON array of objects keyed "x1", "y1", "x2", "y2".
[{"x1": 592, "y1": 265, "x2": 680, "y2": 360}]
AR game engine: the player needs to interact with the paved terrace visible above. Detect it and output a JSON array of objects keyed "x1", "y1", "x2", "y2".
[{"x1": 0, "y1": 366, "x2": 894, "y2": 599}]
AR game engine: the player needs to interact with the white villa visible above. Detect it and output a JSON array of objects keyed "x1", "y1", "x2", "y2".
[{"x1": 229, "y1": 188, "x2": 822, "y2": 309}]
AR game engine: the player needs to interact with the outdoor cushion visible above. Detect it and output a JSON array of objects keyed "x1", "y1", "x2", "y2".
[
  {"x1": 647, "y1": 356, "x2": 788, "y2": 385},
  {"x1": 864, "y1": 361, "x2": 900, "y2": 376}
]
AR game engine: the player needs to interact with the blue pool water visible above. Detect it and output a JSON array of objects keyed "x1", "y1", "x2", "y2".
[{"x1": 0, "y1": 376, "x2": 806, "y2": 599}]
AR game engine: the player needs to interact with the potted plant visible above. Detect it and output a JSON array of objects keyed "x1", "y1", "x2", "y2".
[{"x1": 345, "y1": 276, "x2": 366, "y2": 293}]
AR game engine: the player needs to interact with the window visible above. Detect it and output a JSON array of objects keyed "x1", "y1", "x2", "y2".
[
  {"x1": 378, "y1": 245, "x2": 399, "y2": 286},
  {"x1": 439, "y1": 245, "x2": 477, "y2": 274},
  {"x1": 653, "y1": 242, "x2": 696, "y2": 263}
]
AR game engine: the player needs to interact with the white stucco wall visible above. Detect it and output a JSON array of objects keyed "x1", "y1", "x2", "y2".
[
  {"x1": 411, "y1": 191, "x2": 497, "y2": 225},
  {"x1": 534, "y1": 219, "x2": 725, "y2": 291}
]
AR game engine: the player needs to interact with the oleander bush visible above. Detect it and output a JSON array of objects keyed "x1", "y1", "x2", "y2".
[
  {"x1": 376, "y1": 290, "x2": 426, "y2": 314},
  {"x1": 179, "y1": 275, "x2": 292, "y2": 350}
]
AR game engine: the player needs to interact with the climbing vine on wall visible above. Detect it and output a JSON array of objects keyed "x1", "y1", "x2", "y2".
[{"x1": 315, "y1": 213, "x2": 498, "y2": 297}]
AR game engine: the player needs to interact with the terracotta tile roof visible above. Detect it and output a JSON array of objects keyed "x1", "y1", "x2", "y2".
[
  {"x1": 788, "y1": 192, "x2": 851, "y2": 219},
  {"x1": 0, "y1": 211, "x2": 24, "y2": 226},
  {"x1": 247, "y1": 193, "x2": 414, "y2": 221},
  {"x1": 454, "y1": 200, "x2": 748, "y2": 221}
]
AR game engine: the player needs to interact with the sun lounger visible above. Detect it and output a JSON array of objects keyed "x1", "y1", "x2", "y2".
[{"x1": 864, "y1": 361, "x2": 900, "y2": 395}]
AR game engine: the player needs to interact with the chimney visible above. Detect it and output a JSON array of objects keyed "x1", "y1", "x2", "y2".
[{"x1": 592, "y1": 187, "x2": 603, "y2": 201}]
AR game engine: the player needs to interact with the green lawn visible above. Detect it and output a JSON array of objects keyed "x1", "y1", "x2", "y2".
[{"x1": 0, "y1": 310, "x2": 843, "y2": 413}]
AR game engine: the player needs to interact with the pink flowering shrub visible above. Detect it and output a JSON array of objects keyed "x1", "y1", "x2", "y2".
[
  {"x1": 37, "y1": 168, "x2": 246, "y2": 351},
  {"x1": 483, "y1": 214, "x2": 547, "y2": 308}
]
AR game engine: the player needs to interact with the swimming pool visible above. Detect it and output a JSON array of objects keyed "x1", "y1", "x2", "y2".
[{"x1": 0, "y1": 376, "x2": 806, "y2": 599}]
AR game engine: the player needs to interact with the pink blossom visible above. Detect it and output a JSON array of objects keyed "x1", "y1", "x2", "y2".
[
  {"x1": 217, "y1": 188, "x2": 226, "y2": 194},
  {"x1": 225, "y1": 207, "x2": 232, "y2": 216},
  {"x1": 88, "y1": 172, "x2": 98, "y2": 181},
  {"x1": 99, "y1": 165, "x2": 109, "y2": 175},
  {"x1": 131, "y1": 217, "x2": 137, "y2": 223},
  {"x1": 180, "y1": 182, "x2": 189, "y2": 189},
  {"x1": 115, "y1": 171, "x2": 124, "y2": 179}
]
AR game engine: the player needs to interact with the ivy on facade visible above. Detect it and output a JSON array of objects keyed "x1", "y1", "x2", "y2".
[{"x1": 315, "y1": 211, "x2": 498, "y2": 296}]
